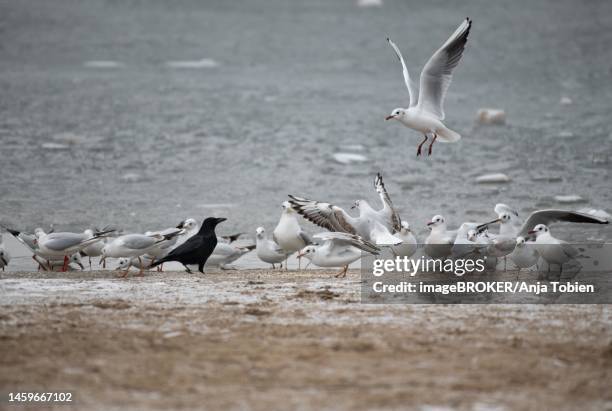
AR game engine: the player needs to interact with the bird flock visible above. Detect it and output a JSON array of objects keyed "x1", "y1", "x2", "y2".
[
  {"x1": 1, "y1": 173, "x2": 607, "y2": 277},
  {"x1": 0, "y1": 18, "x2": 608, "y2": 277}
]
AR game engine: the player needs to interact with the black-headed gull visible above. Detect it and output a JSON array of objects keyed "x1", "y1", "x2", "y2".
[
  {"x1": 390, "y1": 221, "x2": 417, "y2": 258},
  {"x1": 529, "y1": 224, "x2": 578, "y2": 274},
  {"x1": 289, "y1": 174, "x2": 402, "y2": 245},
  {"x1": 102, "y1": 232, "x2": 178, "y2": 277},
  {"x1": 386, "y1": 18, "x2": 472, "y2": 156},
  {"x1": 509, "y1": 236, "x2": 539, "y2": 273},
  {"x1": 273, "y1": 202, "x2": 313, "y2": 269},
  {"x1": 297, "y1": 232, "x2": 380, "y2": 278},
  {"x1": 255, "y1": 227, "x2": 290, "y2": 269},
  {"x1": 37, "y1": 229, "x2": 114, "y2": 271},
  {"x1": 424, "y1": 215, "x2": 457, "y2": 259}
]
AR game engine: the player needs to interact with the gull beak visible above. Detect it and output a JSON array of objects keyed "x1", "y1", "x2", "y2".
[
  {"x1": 350, "y1": 205, "x2": 356, "y2": 210},
  {"x1": 297, "y1": 252, "x2": 305, "y2": 259},
  {"x1": 385, "y1": 115, "x2": 395, "y2": 121},
  {"x1": 77, "y1": 262, "x2": 85, "y2": 270},
  {"x1": 426, "y1": 221, "x2": 434, "y2": 226},
  {"x1": 528, "y1": 230, "x2": 536, "y2": 235},
  {"x1": 0, "y1": 257, "x2": 7, "y2": 266},
  {"x1": 477, "y1": 218, "x2": 501, "y2": 231}
]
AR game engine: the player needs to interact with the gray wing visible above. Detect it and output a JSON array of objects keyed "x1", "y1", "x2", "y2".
[
  {"x1": 492, "y1": 236, "x2": 516, "y2": 254},
  {"x1": 314, "y1": 232, "x2": 380, "y2": 254},
  {"x1": 560, "y1": 242, "x2": 579, "y2": 259},
  {"x1": 288, "y1": 195, "x2": 357, "y2": 234},
  {"x1": 387, "y1": 37, "x2": 417, "y2": 107},
  {"x1": 44, "y1": 233, "x2": 87, "y2": 251},
  {"x1": 122, "y1": 235, "x2": 156, "y2": 250},
  {"x1": 374, "y1": 173, "x2": 402, "y2": 232},
  {"x1": 299, "y1": 230, "x2": 313, "y2": 245},
  {"x1": 518, "y1": 210, "x2": 609, "y2": 237},
  {"x1": 417, "y1": 18, "x2": 472, "y2": 120}
]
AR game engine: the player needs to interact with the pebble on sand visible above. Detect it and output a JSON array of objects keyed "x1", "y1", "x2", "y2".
[
  {"x1": 554, "y1": 195, "x2": 585, "y2": 204},
  {"x1": 332, "y1": 153, "x2": 368, "y2": 165},
  {"x1": 475, "y1": 173, "x2": 511, "y2": 184},
  {"x1": 476, "y1": 108, "x2": 506, "y2": 125}
]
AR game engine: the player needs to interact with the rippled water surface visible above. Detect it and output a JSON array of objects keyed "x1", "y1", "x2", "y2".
[{"x1": 1, "y1": 0, "x2": 611, "y2": 270}]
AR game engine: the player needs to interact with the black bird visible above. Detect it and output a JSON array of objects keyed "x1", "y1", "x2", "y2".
[{"x1": 150, "y1": 217, "x2": 226, "y2": 274}]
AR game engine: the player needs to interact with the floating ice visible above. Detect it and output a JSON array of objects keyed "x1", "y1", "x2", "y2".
[
  {"x1": 558, "y1": 131, "x2": 574, "y2": 138},
  {"x1": 476, "y1": 108, "x2": 506, "y2": 125},
  {"x1": 165, "y1": 59, "x2": 219, "y2": 69},
  {"x1": 120, "y1": 173, "x2": 143, "y2": 183},
  {"x1": 554, "y1": 195, "x2": 585, "y2": 204},
  {"x1": 475, "y1": 173, "x2": 511, "y2": 184},
  {"x1": 41, "y1": 142, "x2": 70, "y2": 150},
  {"x1": 356, "y1": 0, "x2": 383, "y2": 7},
  {"x1": 332, "y1": 153, "x2": 368, "y2": 165},
  {"x1": 560, "y1": 96, "x2": 573, "y2": 105},
  {"x1": 83, "y1": 60, "x2": 124, "y2": 68}
]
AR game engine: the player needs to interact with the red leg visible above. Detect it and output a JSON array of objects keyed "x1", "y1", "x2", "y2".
[
  {"x1": 61, "y1": 255, "x2": 69, "y2": 272},
  {"x1": 428, "y1": 133, "x2": 438, "y2": 156},
  {"x1": 416, "y1": 135, "x2": 428, "y2": 156}
]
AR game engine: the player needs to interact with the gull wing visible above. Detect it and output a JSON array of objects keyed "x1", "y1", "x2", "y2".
[
  {"x1": 518, "y1": 210, "x2": 609, "y2": 237},
  {"x1": 417, "y1": 18, "x2": 472, "y2": 120},
  {"x1": 288, "y1": 195, "x2": 357, "y2": 235},
  {"x1": 374, "y1": 173, "x2": 402, "y2": 232},
  {"x1": 387, "y1": 38, "x2": 418, "y2": 107},
  {"x1": 43, "y1": 233, "x2": 88, "y2": 251},
  {"x1": 313, "y1": 232, "x2": 380, "y2": 255}
]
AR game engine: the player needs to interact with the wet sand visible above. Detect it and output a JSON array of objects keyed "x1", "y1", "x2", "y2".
[{"x1": 0, "y1": 269, "x2": 611, "y2": 411}]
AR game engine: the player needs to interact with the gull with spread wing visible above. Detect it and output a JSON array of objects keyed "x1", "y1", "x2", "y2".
[
  {"x1": 288, "y1": 174, "x2": 402, "y2": 245},
  {"x1": 386, "y1": 18, "x2": 472, "y2": 156}
]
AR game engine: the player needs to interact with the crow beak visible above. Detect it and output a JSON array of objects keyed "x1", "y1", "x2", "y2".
[
  {"x1": 216, "y1": 218, "x2": 227, "y2": 223},
  {"x1": 385, "y1": 115, "x2": 395, "y2": 121}
]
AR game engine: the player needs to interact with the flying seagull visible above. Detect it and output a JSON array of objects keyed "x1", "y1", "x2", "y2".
[{"x1": 386, "y1": 18, "x2": 472, "y2": 156}]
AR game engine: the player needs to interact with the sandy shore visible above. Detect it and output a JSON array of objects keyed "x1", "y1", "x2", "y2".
[{"x1": 1, "y1": 269, "x2": 611, "y2": 410}]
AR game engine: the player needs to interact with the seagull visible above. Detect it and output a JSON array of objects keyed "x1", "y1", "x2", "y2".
[
  {"x1": 390, "y1": 221, "x2": 417, "y2": 258},
  {"x1": 81, "y1": 228, "x2": 110, "y2": 269},
  {"x1": 0, "y1": 234, "x2": 10, "y2": 271},
  {"x1": 273, "y1": 201, "x2": 313, "y2": 268},
  {"x1": 255, "y1": 227, "x2": 290, "y2": 269},
  {"x1": 115, "y1": 255, "x2": 155, "y2": 275},
  {"x1": 478, "y1": 204, "x2": 521, "y2": 237},
  {"x1": 424, "y1": 215, "x2": 457, "y2": 259},
  {"x1": 37, "y1": 229, "x2": 114, "y2": 271},
  {"x1": 288, "y1": 173, "x2": 402, "y2": 245},
  {"x1": 206, "y1": 243, "x2": 255, "y2": 270},
  {"x1": 297, "y1": 232, "x2": 380, "y2": 278},
  {"x1": 451, "y1": 222, "x2": 488, "y2": 259},
  {"x1": 386, "y1": 18, "x2": 472, "y2": 156},
  {"x1": 101, "y1": 232, "x2": 178, "y2": 277},
  {"x1": 509, "y1": 236, "x2": 539, "y2": 273},
  {"x1": 150, "y1": 217, "x2": 226, "y2": 274},
  {"x1": 145, "y1": 223, "x2": 185, "y2": 271},
  {"x1": 33, "y1": 253, "x2": 85, "y2": 271},
  {"x1": 528, "y1": 224, "x2": 578, "y2": 274}
]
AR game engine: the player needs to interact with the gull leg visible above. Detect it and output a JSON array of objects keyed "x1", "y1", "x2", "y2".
[
  {"x1": 335, "y1": 265, "x2": 348, "y2": 278},
  {"x1": 89, "y1": 257, "x2": 92, "y2": 271},
  {"x1": 416, "y1": 135, "x2": 428, "y2": 157},
  {"x1": 427, "y1": 133, "x2": 438, "y2": 156},
  {"x1": 272, "y1": 264, "x2": 275, "y2": 269},
  {"x1": 62, "y1": 255, "x2": 69, "y2": 272},
  {"x1": 136, "y1": 257, "x2": 145, "y2": 277}
]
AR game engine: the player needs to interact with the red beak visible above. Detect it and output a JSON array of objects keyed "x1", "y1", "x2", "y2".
[
  {"x1": 527, "y1": 230, "x2": 536, "y2": 235},
  {"x1": 427, "y1": 221, "x2": 434, "y2": 226},
  {"x1": 385, "y1": 115, "x2": 395, "y2": 121}
]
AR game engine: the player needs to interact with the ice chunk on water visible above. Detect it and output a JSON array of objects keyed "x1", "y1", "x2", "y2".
[
  {"x1": 41, "y1": 142, "x2": 70, "y2": 150},
  {"x1": 356, "y1": 0, "x2": 383, "y2": 7},
  {"x1": 560, "y1": 96, "x2": 573, "y2": 105},
  {"x1": 83, "y1": 61, "x2": 124, "y2": 68},
  {"x1": 554, "y1": 195, "x2": 585, "y2": 203},
  {"x1": 476, "y1": 108, "x2": 506, "y2": 125},
  {"x1": 165, "y1": 59, "x2": 219, "y2": 69},
  {"x1": 332, "y1": 153, "x2": 368, "y2": 164},
  {"x1": 475, "y1": 173, "x2": 511, "y2": 184}
]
